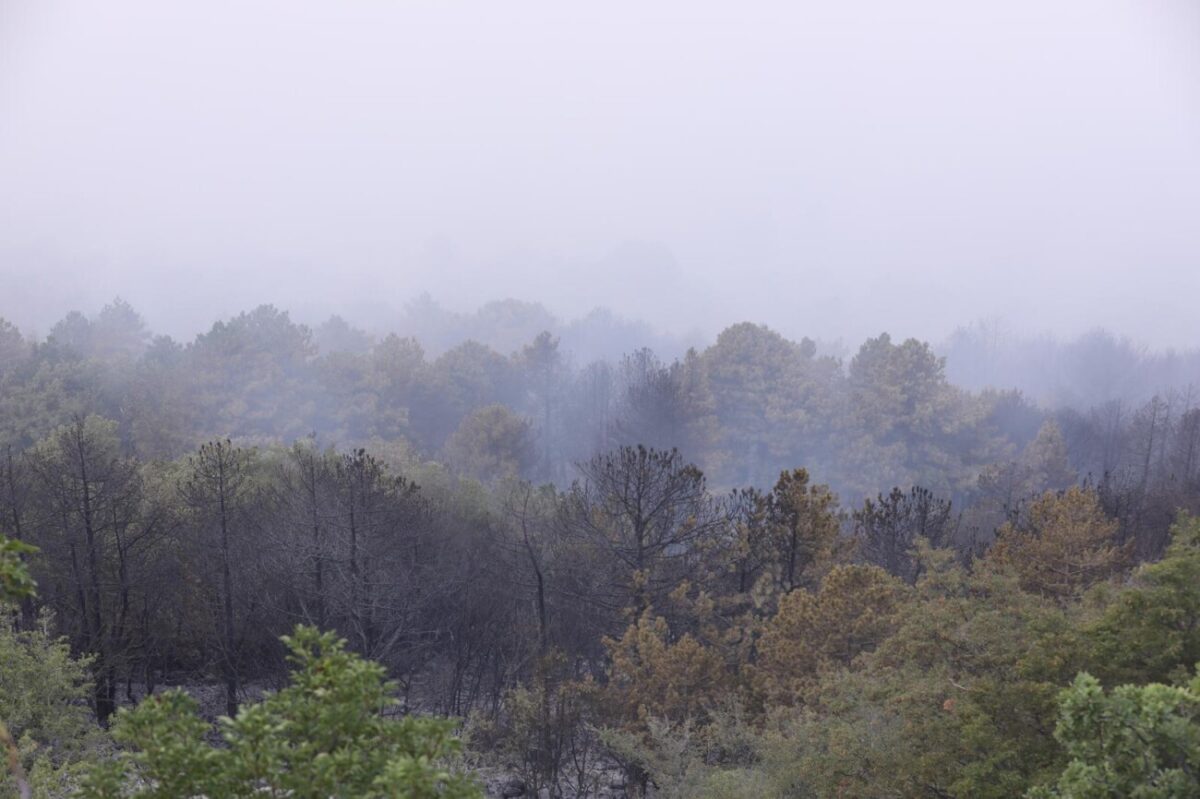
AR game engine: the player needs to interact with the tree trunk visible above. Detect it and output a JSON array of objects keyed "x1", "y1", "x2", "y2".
[{"x1": 218, "y1": 466, "x2": 239, "y2": 718}]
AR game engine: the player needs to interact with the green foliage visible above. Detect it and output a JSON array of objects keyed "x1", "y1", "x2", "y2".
[
  {"x1": 758, "y1": 468, "x2": 841, "y2": 594},
  {"x1": 1087, "y1": 514, "x2": 1200, "y2": 685},
  {"x1": 79, "y1": 626, "x2": 480, "y2": 799},
  {"x1": 1029, "y1": 671, "x2": 1200, "y2": 799},
  {"x1": 0, "y1": 614, "x2": 103, "y2": 798},
  {"x1": 735, "y1": 547, "x2": 1086, "y2": 798},
  {"x1": 843, "y1": 332, "x2": 1000, "y2": 496},
  {"x1": 848, "y1": 333, "x2": 957, "y2": 444},
  {"x1": 444, "y1": 404, "x2": 534, "y2": 483},
  {"x1": 700, "y1": 323, "x2": 840, "y2": 489},
  {"x1": 189, "y1": 305, "x2": 317, "y2": 439},
  {"x1": 600, "y1": 704, "x2": 770, "y2": 799},
  {"x1": 0, "y1": 534, "x2": 37, "y2": 603}
]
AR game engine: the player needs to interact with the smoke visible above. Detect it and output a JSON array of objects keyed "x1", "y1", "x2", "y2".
[{"x1": 2, "y1": 0, "x2": 1198, "y2": 346}]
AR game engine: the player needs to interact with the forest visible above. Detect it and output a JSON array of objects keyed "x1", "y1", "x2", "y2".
[{"x1": 2, "y1": 298, "x2": 1200, "y2": 798}]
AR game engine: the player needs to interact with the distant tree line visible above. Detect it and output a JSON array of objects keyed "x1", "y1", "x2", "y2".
[{"x1": 2, "y1": 301, "x2": 1197, "y2": 536}]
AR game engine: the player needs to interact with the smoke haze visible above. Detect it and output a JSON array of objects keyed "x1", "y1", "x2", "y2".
[{"x1": 2, "y1": 0, "x2": 1198, "y2": 346}]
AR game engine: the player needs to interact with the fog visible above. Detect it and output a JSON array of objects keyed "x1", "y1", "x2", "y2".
[
  {"x1": 6, "y1": 7, "x2": 1200, "y2": 786},
  {"x1": 2, "y1": 0, "x2": 1198, "y2": 347}
]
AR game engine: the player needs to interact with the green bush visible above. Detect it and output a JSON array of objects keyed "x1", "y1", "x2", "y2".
[
  {"x1": 0, "y1": 534, "x2": 36, "y2": 603},
  {"x1": 1029, "y1": 670, "x2": 1200, "y2": 798},
  {"x1": 0, "y1": 613, "x2": 103, "y2": 799},
  {"x1": 79, "y1": 626, "x2": 480, "y2": 799}
]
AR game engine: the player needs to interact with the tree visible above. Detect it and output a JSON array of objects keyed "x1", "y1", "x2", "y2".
[
  {"x1": 1086, "y1": 513, "x2": 1200, "y2": 686},
  {"x1": 721, "y1": 486, "x2": 771, "y2": 598},
  {"x1": 758, "y1": 547, "x2": 1085, "y2": 799},
  {"x1": 567, "y1": 446, "x2": 723, "y2": 619},
  {"x1": 467, "y1": 299, "x2": 558, "y2": 357},
  {"x1": 2, "y1": 537, "x2": 104, "y2": 799},
  {"x1": 1, "y1": 613, "x2": 102, "y2": 799},
  {"x1": 314, "y1": 314, "x2": 373, "y2": 355},
  {"x1": 0, "y1": 318, "x2": 30, "y2": 376},
  {"x1": 445, "y1": 405, "x2": 535, "y2": 483},
  {"x1": 188, "y1": 305, "x2": 317, "y2": 439},
  {"x1": 562, "y1": 359, "x2": 619, "y2": 465},
  {"x1": 346, "y1": 332, "x2": 427, "y2": 441},
  {"x1": 854, "y1": 485, "x2": 956, "y2": 583},
  {"x1": 90, "y1": 298, "x2": 151, "y2": 361},
  {"x1": 974, "y1": 420, "x2": 1078, "y2": 536},
  {"x1": 518, "y1": 332, "x2": 566, "y2": 482},
  {"x1": 500, "y1": 480, "x2": 558, "y2": 655},
  {"x1": 758, "y1": 469, "x2": 841, "y2": 594},
  {"x1": 986, "y1": 487, "x2": 1129, "y2": 601},
  {"x1": 1021, "y1": 421, "x2": 1077, "y2": 495},
  {"x1": 484, "y1": 658, "x2": 598, "y2": 799},
  {"x1": 80, "y1": 626, "x2": 480, "y2": 799},
  {"x1": 180, "y1": 439, "x2": 257, "y2": 718},
  {"x1": 29, "y1": 416, "x2": 149, "y2": 725},
  {"x1": 329, "y1": 448, "x2": 424, "y2": 660},
  {"x1": 604, "y1": 612, "x2": 728, "y2": 725},
  {"x1": 613, "y1": 350, "x2": 675, "y2": 445},
  {"x1": 123, "y1": 335, "x2": 201, "y2": 459},
  {"x1": 46, "y1": 311, "x2": 95, "y2": 359},
  {"x1": 700, "y1": 323, "x2": 839, "y2": 488},
  {"x1": 1029, "y1": 671, "x2": 1200, "y2": 799},
  {"x1": 601, "y1": 609, "x2": 730, "y2": 796},
  {"x1": 273, "y1": 439, "x2": 338, "y2": 629},
  {"x1": 421, "y1": 341, "x2": 521, "y2": 451},
  {"x1": 0, "y1": 535, "x2": 35, "y2": 607},
  {"x1": 845, "y1": 332, "x2": 998, "y2": 496},
  {"x1": 1171, "y1": 408, "x2": 1200, "y2": 494},
  {"x1": 1, "y1": 539, "x2": 36, "y2": 799},
  {"x1": 753, "y1": 564, "x2": 906, "y2": 706}
]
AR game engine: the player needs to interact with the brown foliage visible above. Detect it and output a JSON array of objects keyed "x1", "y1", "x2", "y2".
[{"x1": 985, "y1": 486, "x2": 1130, "y2": 600}]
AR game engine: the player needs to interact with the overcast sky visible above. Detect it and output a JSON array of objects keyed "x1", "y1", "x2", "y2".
[{"x1": 1, "y1": 0, "x2": 1198, "y2": 346}]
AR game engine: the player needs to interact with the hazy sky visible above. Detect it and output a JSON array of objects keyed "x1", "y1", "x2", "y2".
[{"x1": 2, "y1": 0, "x2": 1198, "y2": 346}]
